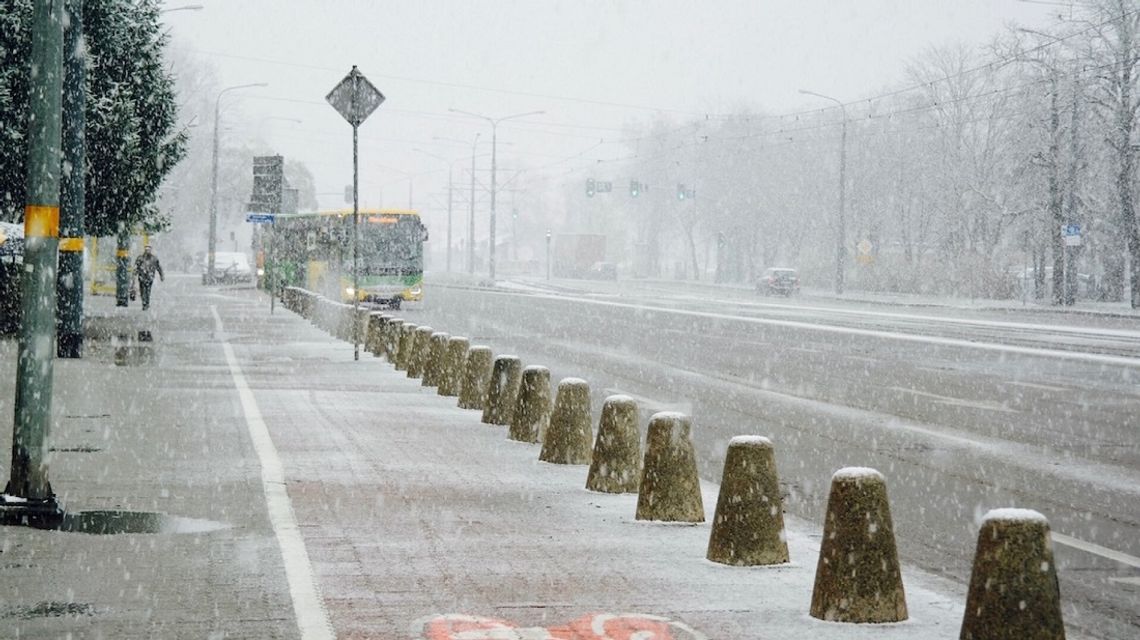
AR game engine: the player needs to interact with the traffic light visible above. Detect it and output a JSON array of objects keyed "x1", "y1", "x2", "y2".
[
  {"x1": 677, "y1": 183, "x2": 686, "y2": 201},
  {"x1": 630, "y1": 180, "x2": 640, "y2": 198},
  {"x1": 586, "y1": 178, "x2": 596, "y2": 198}
]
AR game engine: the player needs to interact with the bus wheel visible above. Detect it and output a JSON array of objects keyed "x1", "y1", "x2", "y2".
[{"x1": 391, "y1": 299, "x2": 402, "y2": 310}]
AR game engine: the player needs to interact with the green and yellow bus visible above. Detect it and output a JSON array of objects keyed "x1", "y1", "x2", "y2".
[{"x1": 271, "y1": 208, "x2": 427, "y2": 309}]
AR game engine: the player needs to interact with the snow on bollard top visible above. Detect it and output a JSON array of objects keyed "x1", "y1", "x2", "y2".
[
  {"x1": 650, "y1": 411, "x2": 689, "y2": 423},
  {"x1": 729, "y1": 435, "x2": 773, "y2": 448},
  {"x1": 521, "y1": 364, "x2": 548, "y2": 374},
  {"x1": 832, "y1": 466, "x2": 885, "y2": 482},
  {"x1": 982, "y1": 507, "x2": 1049, "y2": 524},
  {"x1": 603, "y1": 394, "x2": 635, "y2": 406},
  {"x1": 448, "y1": 335, "x2": 468, "y2": 343},
  {"x1": 558, "y1": 377, "x2": 588, "y2": 388}
]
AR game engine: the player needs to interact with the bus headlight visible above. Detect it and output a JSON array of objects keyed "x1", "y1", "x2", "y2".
[
  {"x1": 410, "y1": 285, "x2": 422, "y2": 296},
  {"x1": 345, "y1": 287, "x2": 355, "y2": 296},
  {"x1": 257, "y1": 268, "x2": 265, "y2": 277}
]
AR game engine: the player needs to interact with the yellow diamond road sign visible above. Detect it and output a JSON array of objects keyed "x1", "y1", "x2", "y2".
[{"x1": 326, "y1": 66, "x2": 385, "y2": 126}]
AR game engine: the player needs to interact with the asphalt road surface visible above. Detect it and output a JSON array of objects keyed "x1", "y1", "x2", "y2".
[{"x1": 401, "y1": 275, "x2": 1140, "y2": 640}]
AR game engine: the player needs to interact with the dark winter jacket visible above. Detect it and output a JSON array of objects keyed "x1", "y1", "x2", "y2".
[{"x1": 135, "y1": 253, "x2": 164, "y2": 283}]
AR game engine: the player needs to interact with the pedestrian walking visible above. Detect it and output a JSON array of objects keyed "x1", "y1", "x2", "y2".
[{"x1": 134, "y1": 245, "x2": 164, "y2": 310}]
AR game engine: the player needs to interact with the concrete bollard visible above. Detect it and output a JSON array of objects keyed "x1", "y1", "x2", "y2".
[
  {"x1": 422, "y1": 332, "x2": 451, "y2": 387},
  {"x1": 959, "y1": 509, "x2": 1064, "y2": 640},
  {"x1": 381, "y1": 318, "x2": 400, "y2": 361},
  {"x1": 539, "y1": 378, "x2": 593, "y2": 465},
  {"x1": 384, "y1": 317, "x2": 403, "y2": 361},
  {"x1": 393, "y1": 322, "x2": 416, "y2": 371},
  {"x1": 810, "y1": 467, "x2": 907, "y2": 623},
  {"x1": 458, "y1": 346, "x2": 494, "y2": 410},
  {"x1": 355, "y1": 308, "x2": 371, "y2": 346},
  {"x1": 406, "y1": 326, "x2": 434, "y2": 379},
  {"x1": 635, "y1": 412, "x2": 704, "y2": 523},
  {"x1": 585, "y1": 395, "x2": 641, "y2": 493},
  {"x1": 706, "y1": 436, "x2": 789, "y2": 566},
  {"x1": 366, "y1": 313, "x2": 386, "y2": 356},
  {"x1": 376, "y1": 314, "x2": 394, "y2": 358},
  {"x1": 508, "y1": 365, "x2": 552, "y2": 443},
  {"x1": 481, "y1": 355, "x2": 522, "y2": 425},
  {"x1": 438, "y1": 336, "x2": 469, "y2": 397}
]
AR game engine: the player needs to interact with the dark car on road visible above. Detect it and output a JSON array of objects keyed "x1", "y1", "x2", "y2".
[{"x1": 756, "y1": 267, "x2": 800, "y2": 296}]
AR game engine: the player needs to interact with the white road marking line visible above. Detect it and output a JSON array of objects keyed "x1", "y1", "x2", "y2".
[
  {"x1": 887, "y1": 386, "x2": 1018, "y2": 414},
  {"x1": 1108, "y1": 577, "x2": 1140, "y2": 586},
  {"x1": 502, "y1": 289, "x2": 1140, "y2": 369},
  {"x1": 1052, "y1": 532, "x2": 1140, "y2": 569},
  {"x1": 212, "y1": 306, "x2": 334, "y2": 640}
]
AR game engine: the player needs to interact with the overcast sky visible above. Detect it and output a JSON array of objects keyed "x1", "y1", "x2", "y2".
[{"x1": 167, "y1": 0, "x2": 1066, "y2": 217}]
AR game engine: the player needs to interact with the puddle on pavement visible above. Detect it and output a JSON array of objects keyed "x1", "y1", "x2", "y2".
[
  {"x1": 0, "y1": 601, "x2": 97, "y2": 620},
  {"x1": 60, "y1": 510, "x2": 229, "y2": 535}
]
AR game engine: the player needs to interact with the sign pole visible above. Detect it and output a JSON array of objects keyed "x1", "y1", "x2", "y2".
[
  {"x1": 353, "y1": 118, "x2": 360, "y2": 361},
  {"x1": 325, "y1": 65, "x2": 383, "y2": 362},
  {"x1": 269, "y1": 219, "x2": 276, "y2": 315}
]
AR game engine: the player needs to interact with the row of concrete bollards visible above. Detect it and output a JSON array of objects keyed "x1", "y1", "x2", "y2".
[{"x1": 280, "y1": 288, "x2": 1067, "y2": 638}]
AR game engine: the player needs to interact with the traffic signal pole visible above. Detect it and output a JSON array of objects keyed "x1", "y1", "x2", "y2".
[{"x1": 2, "y1": 0, "x2": 66, "y2": 527}]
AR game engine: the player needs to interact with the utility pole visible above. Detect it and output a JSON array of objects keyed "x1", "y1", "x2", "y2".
[
  {"x1": 2, "y1": 0, "x2": 65, "y2": 527},
  {"x1": 208, "y1": 83, "x2": 266, "y2": 284},
  {"x1": 446, "y1": 168, "x2": 453, "y2": 271},
  {"x1": 800, "y1": 89, "x2": 848, "y2": 295},
  {"x1": 468, "y1": 133, "x2": 479, "y2": 274},
  {"x1": 449, "y1": 108, "x2": 545, "y2": 280},
  {"x1": 56, "y1": 0, "x2": 85, "y2": 357}
]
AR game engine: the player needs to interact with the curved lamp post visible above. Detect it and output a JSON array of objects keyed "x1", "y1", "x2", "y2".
[
  {"x1": 207, "y1": 82, "x2": 266, "y2": 283},
  {"x1": 448, "y1": 108, "x2": 544, "y2": 280}
]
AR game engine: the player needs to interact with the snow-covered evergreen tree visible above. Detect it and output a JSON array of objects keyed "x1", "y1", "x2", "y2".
[{"x1": 0, "y1": 0, "x2": 185, "y2": 234}]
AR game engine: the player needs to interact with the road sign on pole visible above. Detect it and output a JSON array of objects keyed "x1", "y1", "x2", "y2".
[
  {"x1": 1062, "y1": 223, "x2": 1081, "y2": 247},
  {"x1": 327, "y1": 66, "x2": 384, "y2": 362},
  {"x1": 326, "y1": 66, "x2": 385, "y2": 126},
  {"x1": 246, "y1": 213, "x2": 275, "y2": 224}
]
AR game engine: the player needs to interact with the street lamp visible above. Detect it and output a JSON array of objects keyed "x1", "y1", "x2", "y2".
[
  {"x1": 799, "y1": 89, "x2": 848, "y2": 295},
  {"x1": 449, "y1": 108, "x2": 545, "y2": 280},
  {"x1": 414, "y1": 148, "x2": 467, "y2": 273},
  {"x1": 208, "y1": 82, "x2": 267, "y2": 284}
]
